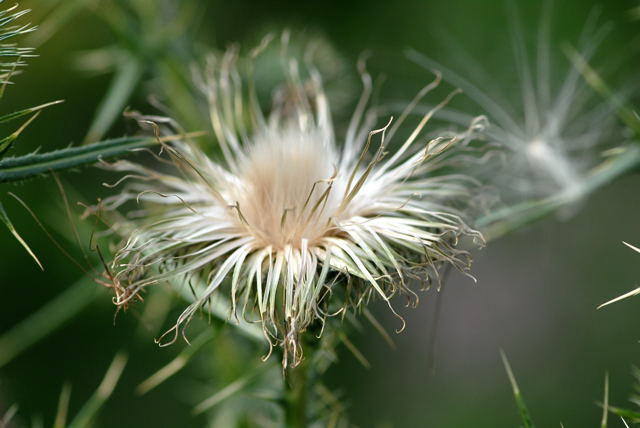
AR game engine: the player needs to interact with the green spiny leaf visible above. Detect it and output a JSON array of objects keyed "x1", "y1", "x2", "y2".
[{"x1": 0, "y1": 132, "x2": 201, "y2": 183}]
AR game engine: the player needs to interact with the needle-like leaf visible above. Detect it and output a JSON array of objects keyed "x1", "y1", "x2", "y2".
[
  {"x1": 67, "y1": 352, "x2": 128, "y2": 428},
  {"x1": 601, "y1": 373, "x2": 609, "y2": 428},
  {"x1": 0, "y1": 100, "x2": 64, "y2": 124},
  {"x1": 0, "y1": 200, "x2": 43, "y2": 270},
  {"x1": 136, "y1": 329, "x2": 215, "y2": 395},
  {"x1": 501, "y1": 351, "x2": 535, "y2": 428}
]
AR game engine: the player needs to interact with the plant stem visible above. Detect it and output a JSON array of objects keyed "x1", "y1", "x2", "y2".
[
  {"x1": 0, "y1": 132, "x2": 204, "y2": 183},
  {"x1": 285, "y1": 353, "x2": 310, "y2": 428}
]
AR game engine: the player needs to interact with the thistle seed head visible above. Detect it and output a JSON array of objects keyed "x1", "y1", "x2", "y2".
[
  {"x1": 408, "y1": 8, "x2": 625, "y2": 206},
  {"x1": 98, "y1": 36, "x2": 484, "y2": 366}
]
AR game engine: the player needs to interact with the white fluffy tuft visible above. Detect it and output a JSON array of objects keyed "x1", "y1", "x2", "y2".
[{"x1": 98, "y1": 39, "x2": 483, "y2": 366}]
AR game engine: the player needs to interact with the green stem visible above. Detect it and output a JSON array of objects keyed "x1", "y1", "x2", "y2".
[
  {"x1": 0, "y1": 132, "x2": 203, "y2": 183},
  {"x1": 0, "y1": 136, "x2": 156, "y2": 183},
  {"x1": 285, "y1": 358, "x2": 309, "y2": 428}
]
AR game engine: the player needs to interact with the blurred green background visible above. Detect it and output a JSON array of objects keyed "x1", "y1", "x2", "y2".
[{"x1": 1, "y1": 0, "x2": 639, "y2": 426}]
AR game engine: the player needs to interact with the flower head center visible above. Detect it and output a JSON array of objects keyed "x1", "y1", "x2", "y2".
[{"x1": 233, "y1": 125, "x2": 344, "y2": 249}]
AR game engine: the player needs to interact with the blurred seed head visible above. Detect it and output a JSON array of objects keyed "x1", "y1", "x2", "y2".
[{"x1": 409, "y1": 5, "x2": 627, "y2": 208}]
